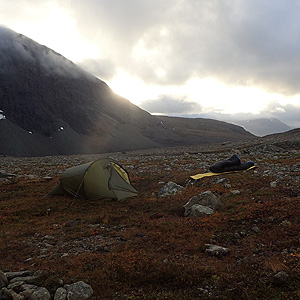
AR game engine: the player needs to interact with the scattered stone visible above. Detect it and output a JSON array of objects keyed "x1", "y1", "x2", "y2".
[
  {"x1": 5, "y1": 271, "x2": 31, "y2": 281},
  {"x1": 234, "y1": 232, "x2": 241, "y2": 239},
  {"x1": 157, "y1": 181, "x2": 184, "y2": 198},
  {"x1": 0, "y1": 270, "x2": 93, "y2": 300},
  {"x1": 0, "y1": 287, "x2": 13, "y2": 300},
  {"x1": 270, "y1": 181, "x2": 277, "y2": 188},
  {"x1": 7, "y1": 289, "x2": 24, "y2": 300},
  {"x1": 185, "y1": 204, "x2": 214, "y2": 217},
  {"x1": 54, "y1": 287, "x2": 67, "y2": 300},
  {"x1": 231, "y1": 190, "x2": 241, "y2": 195},
  {"x1": 274, "y1": 271, "x2": 289, "y2": 284},
  {"x1": 7, "y1": 281, "x2": 25, "y2": 293},
  {"x1": 0, "y1": 170, "x2": 17, "y2": 178},
  {"x1": 205, "y1": 244, "x2": 230, "y2": 258},
  {"x1": 185, "y1": 191, "x2": 222, "y2": 211},
  {"x1": 9, "y1": 275, "x2": 39, "y2": 285},
  {"x1": 280, "y1": 220, "x2": 291, "y2": 227},
  {"x1": 252, "y1": 225, "x2": 260, "y2": 233},
  {"x1": 0, "y1": 270, "x2": 8, "y2": 289},
  {"x1": 30, "y1": 287, "x2": 51, "y2": 300},
  {"x1": 19, "y1": 284, "x2": 38, "y2": 299},
  {"x1": 65, "y1": 281, "x2": 94, "y2": 300}
]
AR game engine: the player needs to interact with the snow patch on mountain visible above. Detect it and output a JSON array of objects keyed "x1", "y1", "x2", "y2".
[{"x1": 0, "y1": 109, "x2": 6, "y2": 120}]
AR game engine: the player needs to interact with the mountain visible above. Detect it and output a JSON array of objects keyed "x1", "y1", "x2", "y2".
[
  {"x1": 234, "y1": 118, "x2": 291, "y2": 136},
  {"x1": 0, "y1": 26, "x2": 254, "y2": 157}
]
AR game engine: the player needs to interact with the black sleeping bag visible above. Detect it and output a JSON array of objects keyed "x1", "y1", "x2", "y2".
[{"x1": 209, "y1": 154, "x2": 254, "y2": 173}]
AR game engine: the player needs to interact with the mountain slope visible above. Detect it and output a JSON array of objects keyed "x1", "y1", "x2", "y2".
[{"x1": 0, "y1": 26, "x2": 254, "y2": 156}]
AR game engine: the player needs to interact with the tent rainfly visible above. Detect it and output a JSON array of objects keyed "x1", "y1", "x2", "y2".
[{"x1": 50, "y1": 158, "x2": 138, "y2": 200}]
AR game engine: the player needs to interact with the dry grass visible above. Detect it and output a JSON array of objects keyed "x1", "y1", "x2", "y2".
[{"x1": 1, "y1": 150, "x2": 300, "y2": 299}]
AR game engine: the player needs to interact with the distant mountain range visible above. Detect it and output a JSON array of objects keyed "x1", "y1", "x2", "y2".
[
  {"x1": 0, "y1": 27, "x2": 255, "y2": 156},
  {"x1": 234, "y1": 118, "x2": 291, "y2": 136}
]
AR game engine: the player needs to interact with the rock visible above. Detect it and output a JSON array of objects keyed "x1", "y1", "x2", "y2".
[
  {"x1": 280, "y1": 220, "x2": 291, "y2": 227},
  {"x1": 54, "y1": 287, "x2": 67, "y2": 300},
  {"x1": 9, "y1": 275, "x2": 39, "y2": 285},
  {"x1": 0, "y1": 287, "x2": 13, "y2": 300},
  {"x1": 205, "y1": 244, "x2": 230, "y2": 258},
  {"x1": 0, "y1": 269, "x2": 8, "y2": 288},
  {"x1": 270, "y1": 181, "x2": 277, "y2": 188},
  {"x1": 19, "y1": 284, "x2": 38, "y2": 299},
  {"x1": 6, "y1": 289, "x2": 25, "y2": 300},
  {"x1": 157, "y1": 181, "x2": 184, "y2": 198},
  {"x1": 30, "y1": 287, "x2": 51, "y2": 300},
  {"x1": 184, "y1": 204, "x2": 214, "y2": 217},
  {"x1": 65, "y1": 281, "x2": 93, "y2": 300},
  {"x1": 0, "y1": 170, "x2": 17, "y2": 178},
  {"x1": 5, "y1": 271, "x2": 31, "y2": 281},
  {"x1": 7, "y1": 281, "x2": 25, "y2": 293},
  {"x1": 274, "y1": 271, "x2": 289, "y2": 284},
  {"x1": 184, "y1": 191, "x2": 222, "y2": 214},
  {"x1": 231, "y1": 190, "x2": 241, "y2": 195},
  {"x1": 252, "y1": 225, "x2": 260, "y2": 233}
]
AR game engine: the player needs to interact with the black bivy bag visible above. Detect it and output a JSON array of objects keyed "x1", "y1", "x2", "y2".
[{"x1": 209, "y1": 154, "x2": 254, "y2": 173}]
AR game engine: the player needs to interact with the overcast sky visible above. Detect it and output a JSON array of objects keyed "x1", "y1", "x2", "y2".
[{"x1": 1, "y1": 0, "x2": 300, "y2": 127}]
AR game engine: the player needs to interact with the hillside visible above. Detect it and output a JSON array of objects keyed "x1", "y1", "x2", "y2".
[
  {"x1": 0, "y1": 26, "x2": 253, "y2": 157},
  {"x1": 0, "y1": 129, "x2": 300, "y2": 299}
]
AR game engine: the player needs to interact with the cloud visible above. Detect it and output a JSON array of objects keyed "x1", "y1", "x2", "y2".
[
  {"x1": 64, "y1": 0, "x2": 300, "y2": 94},
  {"x1": 140, "y1": 95, "x2": 203, "y2": 114},
  {"x1": 198, "y1": 102, "x2": 300, "y2": 128},
  {"x1": 0, "y1": 25, "x2": 88, "y2": 79},
  {"x1": 3, "y1": 0, "x2": 300, "y2": 95},
  {"x1": 262, "y1": 102, "x2": 300, "y2": 127},
  {"x1": 77, "y1": 58, "x2": 117, "y2": 81}
]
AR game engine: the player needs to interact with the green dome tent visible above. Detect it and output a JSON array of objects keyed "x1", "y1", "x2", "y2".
[{"x1": 50, "y1": 158, "x2": 138, "y2": 200}]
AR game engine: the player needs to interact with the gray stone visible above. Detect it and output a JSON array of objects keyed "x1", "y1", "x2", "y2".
[
  {"x1": 30, "y1": 287, "x2": 51, "y2": 300},
  {"x1": 54, "y1": 287, "x2": 67, "y2": 300},
  {"x1": 0, "y1": 287, "x2": 13, "y2": 300},
  {"x1": 231, "y1": 190, "x2": 241, "y2": 195},
  {"x1": 7, "y1": 281, "x2": 25, "y2": 293},
  {"x1": 205, "y1": 244, "x2": 230, "y2": 258},
  {"x1": 5, "y1": 271, "x2": 31, "y2": 281},
  {"x1": 19, "y1": 284, "x2": 38, "y2": 298},
  {"x1": 252, "y1": 225, "x2": 260, "y2": 233},
  {"x1": 184, "y1": 191, "x2": 222, "y2": 214},
  {"x1": 0, "y1": 269, "x2": 8, "y2": 288},
  {"x1": 157, "y1": 181, "x2": 184, "y2": 198},
  {"x1": 65, "y1": 281, "x2": 93, "y2": 300},
  {"x1": 185, "y1": 204, "x2": 214, "y2": 217},
  {"x1": 7, "y1": 289, "x2": 25, "y2": 300},
  {"x1": 274, "y1": 271, "x2": 289, "y2": 284},
  {"x1": 9, "y1": 276, "x2": 39, "y2": 285},
  {"x1": 270, "y1": 181, "x2": 277, "y2": 188}
]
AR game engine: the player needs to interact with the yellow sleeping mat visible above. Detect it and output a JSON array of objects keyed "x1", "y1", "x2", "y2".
[{"x1": 190, "y1": 165, "x2": 257, "y2": 180}]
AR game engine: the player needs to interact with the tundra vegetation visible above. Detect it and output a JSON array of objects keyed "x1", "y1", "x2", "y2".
[{"x1": 1, "y1": 139, "x2": 300, "y2": 299}]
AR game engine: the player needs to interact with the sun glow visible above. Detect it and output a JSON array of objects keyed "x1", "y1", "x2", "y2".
[
  {"x1": 108, "y1": 71, "x2": 290, "y2": 115},
  {"x1": 3, "y1": 2, "x2": 99, "y2": 62}
]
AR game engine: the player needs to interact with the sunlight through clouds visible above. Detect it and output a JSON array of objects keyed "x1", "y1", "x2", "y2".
[{"x1": 1, "y1": 0, "x2": 300, "y2": 127}]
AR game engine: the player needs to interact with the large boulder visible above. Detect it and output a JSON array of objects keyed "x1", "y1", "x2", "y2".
[
  {"x1": 158, "y1": 181, "x2": 184, "y2": 198},
  {"x1": 30, "y1": 287, "x2": 51, "y2": 300},
  {"x1": 185, "y1": 204, "x2": 214, "y2": 217},
  {"x1": 65, "y1": 281, "x2": 93, "y2": 300},
  {"x1": 184, "y1": 191, "x2": 222, "y2": 217}
]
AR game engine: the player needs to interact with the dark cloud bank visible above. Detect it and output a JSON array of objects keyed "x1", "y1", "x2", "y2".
[{"x1": 66, "y1": 0, "x2": 300, "y2": 95}]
